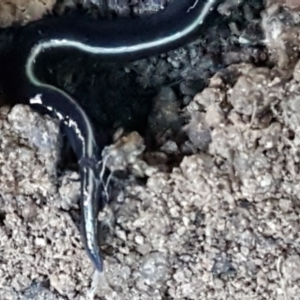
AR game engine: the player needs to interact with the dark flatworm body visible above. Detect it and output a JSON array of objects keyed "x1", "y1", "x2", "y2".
[{"x1": 0, "y1": 0, "x2": 220, "y2": 271}]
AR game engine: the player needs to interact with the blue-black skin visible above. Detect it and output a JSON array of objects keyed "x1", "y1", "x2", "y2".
[{"x1": 0, "y1": 0, "x2": 220, "y2": 271}]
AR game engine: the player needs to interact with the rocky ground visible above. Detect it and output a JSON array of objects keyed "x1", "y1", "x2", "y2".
[{"x1": 1, "y1": 0, "x2": 300, "y2": 299}]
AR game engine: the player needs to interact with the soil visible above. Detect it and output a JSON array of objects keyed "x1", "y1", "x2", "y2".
[{"x1": 1, "y1": 0, "x2": 300, "y2": 299}]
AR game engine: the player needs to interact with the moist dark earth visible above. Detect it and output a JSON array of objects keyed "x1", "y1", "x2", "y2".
[
  {"x1": 42, "y1": 0, "x2": 265, "y2": 145},
  {"x1": 1, "y1": 0, "x2": 300, "y2": 299}
]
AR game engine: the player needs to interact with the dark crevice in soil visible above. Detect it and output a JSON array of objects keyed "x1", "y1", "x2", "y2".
[{"x1": 33, "y1": 1, "x2": 266, "y2": 154}]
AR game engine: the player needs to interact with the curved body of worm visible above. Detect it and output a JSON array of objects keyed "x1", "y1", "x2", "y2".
[{"x1": 0, "y1": 0, "x2": 220, "y2": 271}]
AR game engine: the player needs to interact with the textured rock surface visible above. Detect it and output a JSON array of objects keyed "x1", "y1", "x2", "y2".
[{"x1": 0, "y1": 0, "x2": 56, "y2": 27}]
